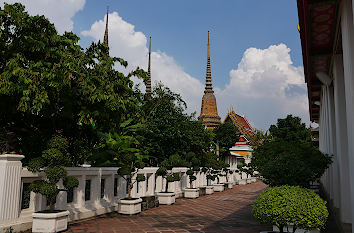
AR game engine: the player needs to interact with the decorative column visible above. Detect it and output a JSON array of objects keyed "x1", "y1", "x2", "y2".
[
  {"x1": 341, "y1": 0, "x2": 354, "y2": 231},
  {"x1": 333, "y1": 54, "x2": 352, "y2": 223},
  {"x1": 0, "y1": 154, "x2": 24, "y2": 222}
]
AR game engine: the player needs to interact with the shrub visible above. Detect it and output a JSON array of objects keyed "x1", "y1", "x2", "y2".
[
  {"x1": 251, "y1": 140, "x2": 332, "y2": 187},
  {"x1": 28, "y1": 136, "x2": 79, "y2": 211},
  {"x1": 252, "y1": 186, "x2": 328, "y2": 233},
  {"x1": 156, "y1": 167, "x2": 180, "y2": 192}
]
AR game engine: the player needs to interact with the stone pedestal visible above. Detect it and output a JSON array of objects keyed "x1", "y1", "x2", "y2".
[
  {"x1": 184, "y1": 188, "x2": 199, "y2": 198},
  {"x1": 32, "y1": 210, "x2": 69, "y2": 233},
  {"x1": 118, "y1": 198, "x2": 142, "y2": 215},
  {"x1": 0, "y1": 154, "x2": 24, "y2": 222},
  {"x1": 205, "y1": 186, "x2": 214, "y2": 195},
  {"x1": 156, "y1": 193, "x2": 175, "y2": 205},
  {"x1": 213, "y1": 184, "x2": 224, "y2": 192}
]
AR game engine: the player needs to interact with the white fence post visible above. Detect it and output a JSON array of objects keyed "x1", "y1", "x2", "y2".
[{"x1": 0, "y1": 154, "x2": 25, "y2": 222}]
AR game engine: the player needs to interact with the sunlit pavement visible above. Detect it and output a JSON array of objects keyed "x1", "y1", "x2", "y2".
[{"x1": 66, "y1": 181, "x2": 270, "y2": 233}]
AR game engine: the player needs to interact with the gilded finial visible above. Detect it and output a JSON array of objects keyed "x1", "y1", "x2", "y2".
[{"x1": 104, "y1": 6, "x2": 109, "y2": 47}]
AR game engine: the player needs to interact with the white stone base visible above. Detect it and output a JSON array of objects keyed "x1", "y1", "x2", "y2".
[
  {"x1": 238, "y1": 179, "x2": 247, "y2": 185},
  {"x1": 273, "y1": 225, "x2": 320, "y2": 233},
  {"x1": 156, "y1": 192, "x2": 175, "y2": 205},
  {"x1": 184, "y1": 188, "x2": 199, "y2": 198},
  {"x1": 227, "y1": 182, "x2": 233, "y2": 189},
  {"x1": 32, "y1": 210, "x2": 69, "y2": 233},
  {"x1": 251, "y1": 177, "x2": 257, "y2": 183},
  {"x1": 205, "y1": 186, "x2": 214, "y2": 195},
  {"x1": 118, "y1": 198, "x2": 142, "y2": 215},
  {"x1": 213, "y1": 184, "x2": 225, "y2": 192},
  {"x1": 247, "y1": 178, "x2": 252, "y2": 184}
]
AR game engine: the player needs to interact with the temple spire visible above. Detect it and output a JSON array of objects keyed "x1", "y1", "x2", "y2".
[
  {"x1": 145, "y1": 37, "x2": 152, "y2": 95},
  {"x1": 104, "y1": 6, "x2": 109, "y2": 47},
  {"x1": 205, "y1": 31, "x2": 213, "y2": 93},
  {"x1": 198, "y1": 30, "x2": 221, "y2": 129}
]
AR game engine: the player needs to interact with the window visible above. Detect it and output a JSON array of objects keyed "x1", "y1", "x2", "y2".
[
  {"x1": 21, "y1": 183, "x2": 31, "y2": 209},
  {"x1": 100, "y1": 179, "x2": 105, "y2": 199},
  {"x1": 85, "y1": 180, "x2": 91, "y2": 201},
  {"x1": 114, "y1": 178, "x2": 118, "y2": 196},
  {"x1": 67, "y1": 188, "x2": 74, "y2": 203}
]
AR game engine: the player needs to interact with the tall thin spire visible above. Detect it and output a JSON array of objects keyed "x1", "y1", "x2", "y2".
[
  {"x1": 205, "y1": 31, "x2": 213, "y2": 93},
  {"x1": 145, "y1": 36, "x2": 152, "y2": 95},
  {"x1": 198, "y1": 30, "x2": 220, "y2": 129},
  {"x1": 104, "y1": 6, "x2": 109, "y2": 47}
]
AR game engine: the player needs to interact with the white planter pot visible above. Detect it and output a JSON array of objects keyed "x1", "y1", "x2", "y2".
[
  {"x1": 157, "y1": 192, "x2": 175, "y2": 205},
  {"x1": 213, "y1": 183, "x2": 225, "y2": 192},
  {"x1": 205, "y1": 186, "x2": 214, "y2": 195},
  {"x1": 238, "y1": 179, "x2": 247, "y2": 185},
  {"x1": 247, "y1": 178, "x2": 252, "y2": 184},
  {"x1": 118, "y1": 198, "x2": 142, "y2": 215},
  {"x1": 251, "y1": 177, "x2": 257, "y2": 183},
  {"x1": 227, "y1": 182, "x2": 233, "y2": 189},
  {"x1": 184, "y1": 188, "x2": 199, "y2": 198},
  {"x1": 273, "y1": 225, "x2": 320, "y2": 233},
  {"x1": 32, "y1": 210, "x2": 69, "y2": 233}
]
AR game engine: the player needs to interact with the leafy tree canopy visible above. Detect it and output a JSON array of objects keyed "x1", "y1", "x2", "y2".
[
  {"x1": 269, "y1": 114, "x2": 311, "y2": 143},
  {"x1": 0, "y1": 3, "x2": 146, "y2": 164},
  {"x1": 213, "y1": 122, "x2": 239, "y2": 158}
]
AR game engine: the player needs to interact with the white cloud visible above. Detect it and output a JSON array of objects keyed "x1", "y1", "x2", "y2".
[
  {"x1": 81, "y1": 12, "x2": 309, "y2": 130},
  {"x1": 216, "y1": 44, "x2": 309, "y2": 130},
  {"x1": 0, "y1": 0, "x2": 85, "y2": 34},
  {"x1": 81, "y1": 12, "x2": 204, "y2": 113}
]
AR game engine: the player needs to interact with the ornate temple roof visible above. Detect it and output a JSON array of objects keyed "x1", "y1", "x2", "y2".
[
  {"x1": 229, "y1": 135, "x2": 253, "y2": 157},
  {"x1": 224, "y1": 110, "x2": 255, "y2": 140},
  {"x1": 198, "y1": 31, "x2": 221, "y2": 129}
]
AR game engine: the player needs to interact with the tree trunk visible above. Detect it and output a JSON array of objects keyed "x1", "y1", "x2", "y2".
[
  {"x1": 165, "y1": 179, "x2": 169, "y2": 192},
  {"x1": 49, "y1": 195, "x2": 56, "y2": 211},
  {"x1": 127, "y1": 177, "x2": 132, "y2": 199},
  {"x1": 279, "y1": 225, "x2": 284, "y2": 233}
]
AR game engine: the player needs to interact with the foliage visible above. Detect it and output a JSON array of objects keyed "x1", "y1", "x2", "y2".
[
  {"x1": 213, "y1": 122, "x2": 239, "y2": 158},
  {"x1": 248, "y1": 129, "x2": 271, "y2": 148},
  {"x1": 27, "y1": 136, "x2": 79, "y2": 211},
  {"x1": 250, "y1": 115, "x2": 332, "y2": 188},
  {"x1": 97, "y1": 119, "x2": 147, "y2": 198},
  {"x1": 251, "y1": 139, "x2": 332, "y2": 188},
  {"x1": 142, "y1": 83, "x2": 214, "y2": 165},
  {"x1": 269, "y1": 115, "x2": 311, "y2": 143},
  {"x1": 0, "y1": 3, "x2": 145, "y2": 164},
  {"x1": 252, "y1": 186, "x2": 328, "y2": 232}
]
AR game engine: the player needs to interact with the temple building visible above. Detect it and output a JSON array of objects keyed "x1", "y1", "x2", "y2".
[
  {"x1": 198, "y1": 31, "x2": 221, "y2": 129},
  {"x1": 297, "y1": 0, "x2": 354, "y2": 232},
  {"x1": 226, "y1": 135, "x2": 253, "y2": 168},
  {"x1": 224, "y1": 109, "x2": 255, "y2": 140}
]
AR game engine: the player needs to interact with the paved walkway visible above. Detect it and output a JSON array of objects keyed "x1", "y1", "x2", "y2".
[{"x1": 66, "y1": 181, "x2": 270, "y2": 233}]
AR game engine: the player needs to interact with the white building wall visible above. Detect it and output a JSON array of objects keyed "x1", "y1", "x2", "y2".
[{"x1": 341, "y1": 1, "x2": 354, "y2": 232}]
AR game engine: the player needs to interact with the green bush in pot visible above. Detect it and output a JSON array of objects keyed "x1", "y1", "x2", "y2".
[
  {"x1": 28, "y1": 136, "x2": 79, "y2": 211},
  {"x1": 252, "y1": 185, "x2": 328, "y2": 233}
]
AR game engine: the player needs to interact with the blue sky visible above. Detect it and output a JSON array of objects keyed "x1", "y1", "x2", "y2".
[
  {"x1": 74, "y1": 0, "x2": 303, "y2": 89},
  {"x1": 1, "y1": 0, "x2": 309, "y2": 130}
]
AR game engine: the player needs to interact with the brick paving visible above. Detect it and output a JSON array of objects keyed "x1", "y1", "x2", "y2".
[{"x1": 66, "y1": 181, "x2": 270, "y2": 233}]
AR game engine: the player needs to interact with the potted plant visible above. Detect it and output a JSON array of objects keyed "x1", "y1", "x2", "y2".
[
  {"x1": 223, "y1": 167, "x2": 234, "y2": 189},
  {"x1": 156, "y1": 167, "x2": 180, "y2": 205},
  {"x1": 205, "y1": 174, "x2": 215, "y2": 194},
  {"x1": 253, "y1": 185, "x2": 328, "y2": 233},
  {"x1": 117, "y1": 165, "x2": 145, "y2": 214},
  {"x1": 28, "y1": 136, "x2": 79, "y2": 233},
  {"x1": 102, "y1": 119, "x2": 148, "y2": 215},
  {"x1": 237, "y1": 163, "x2": 247, "y2": 185},
  {"x1": 184, "y1": 167, "x2": 199, "y2": 198}
]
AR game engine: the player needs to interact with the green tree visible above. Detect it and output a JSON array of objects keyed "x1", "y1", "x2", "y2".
[
  {"x1": 0, "y1": 3, "x2": 146, "y2": 164},
  {"x1": 213, "y1": 122, "x2": 239, "y2": 158},
  {"x1": 269, "y1": 114, "x2": 311, "y2": 143},
  {"x1": 142, "y1": 83, "x2": 213, "y2": 165},
  {"x1": 250, "y1": 115, "x2": 332, "y2": 187}
]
